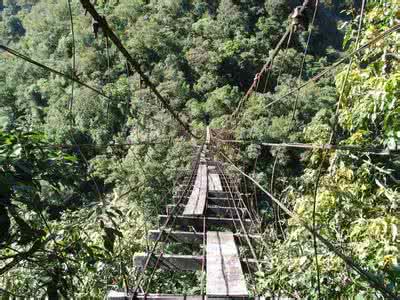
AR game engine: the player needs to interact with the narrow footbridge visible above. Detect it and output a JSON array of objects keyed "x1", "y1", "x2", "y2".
[{"x1": 108, "y1": 128, "x2": 264, "y2": 299}]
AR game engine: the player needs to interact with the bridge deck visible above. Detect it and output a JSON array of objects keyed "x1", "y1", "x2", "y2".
[
  {"x1": 148, "y1": 229, "x2": 261, "y2": 244},
  {"x1": 208, "y1": 173, "x2": 223, "y2": 191},
  {"x1": 108, "y1": 132, "x2": 256, "y2": 299},
  {"x1": 133, "y1": 253, "x2": 260, "y2": 273},
  {"x1": 206, "y1": 231, "x2": 248, "y2": 297},
  {"x1": 183, "y1": 164, "x2": 207, "y2": 216},
  {"x1": 158, "y1": 215, "x2": 253, "y2": 230}
]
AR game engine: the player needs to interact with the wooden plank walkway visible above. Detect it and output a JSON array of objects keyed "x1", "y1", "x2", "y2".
[
  {"x1": 183, "y1": 164, "x2": 207, "y2": 216},
  {"x1": 109, "y1": 129, "x2": 258, "y2": 299},
  {"x1": 208, "y1": 172, "x2": 223, "y2": 191},
  {"x1": 206, "y1": 231, "x2": 248, "y2": 297},
  {"x1": 158, "y1": 215, "x2": 253, "y2": 230}
]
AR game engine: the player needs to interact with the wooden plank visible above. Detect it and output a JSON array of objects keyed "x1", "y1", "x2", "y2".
[
  {"x1": 183, "y1": 164, "x2": 207, "y2": 216},
  {"x1": 148, "y1": 230, "x2": 261, "y2": 244},
  {"x1": 173, "y1": 195, "x2": 239, "y2": 201},
  {"x1": 200, "y1": 150, "x2": 207, "y2": 163},
  {"x1": 133, "y1": 253, "x2": 261, "y2": 273},
  {"x1": 158, "y1": 215, "x2": 252, "y2": 231},
  {"x1": 182, "y1": 177, "x2": 236, "y2": 184},
  {"x1": 166, "y1": 204, "x2": 247, "y2": 218},
  {"x1": 178, "y1": 182, "x2": 235, "y2": 189},
  {"x1": 107, "y1": 291, "x2": 128, "y2": 300},
  {"x1": 206, "y1": 231, "x2": 248, "y2": 297},
  {"x1": 208, "y1": 173, "x2": 223, "y2": 191}
]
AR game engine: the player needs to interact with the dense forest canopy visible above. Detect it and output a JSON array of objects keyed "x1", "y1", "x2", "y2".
[{"x1": 0, "y1": 0, "x2": 399, "y2": 298}]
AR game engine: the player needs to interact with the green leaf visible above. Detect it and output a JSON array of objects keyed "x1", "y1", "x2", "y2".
[{"x1": 63, "y1": 155, "x2": 77, "y2": 162}]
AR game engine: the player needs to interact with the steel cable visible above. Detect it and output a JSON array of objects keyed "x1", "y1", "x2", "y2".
[{"x1": 264, "y1": 23, "x2": 400, "y2": 109}]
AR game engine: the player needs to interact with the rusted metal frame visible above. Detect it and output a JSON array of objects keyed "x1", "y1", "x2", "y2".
[
  {"x1": 232, "y1": 187, "x2": 257, "y2": 228},
  {"x1": 160, "y1": 229, "x2": 196, "y2": 254},
  {"x1": 210, "y1": 130, "x2": 259, "y2": 295},
  {"x1": 241, "y1": 185, "x2": 260, "y2": 225},
  {"x1": 200, "y1": 216, "x2": 206, "y2": 297},
  {"x1": 219, "y1": 169, "x2": 257, "y2": 230},
  {"x1": 216, "y1": 163, "x2": 261, "y2": 272},
  {"x1": 217, "y1": 167, "x2": 258, "y2": 296},
  {"x1": 133, "y1": 146, "x2": 204, "y2": 294},
  {"x1": 153, "y1": 157, "x2": 203, "y2": 266},
  {"x1": 145, "y1": 253, "x2": 164, "y2": 293},
  {"x1": 215, "y1": 166, "x2": 252, "y2": 294},
  {"x1": 216, "y1": 164, "x2": 260, "y2": 295},
  {"x1": 241, "y1": 172, "x2": 261, "y2": 224},
  {"x1": 173, "y1": 174, "x2": 198, "y2": 200},
  {"x1": 233, "y1": 184, "x2": 259, "y2": 233},
  {"x1": 209, "y1": 131, "x2": 258, "y2": 226},
  {"x1": 139, "y1": 158, "x2": 202, "y2": 291}
]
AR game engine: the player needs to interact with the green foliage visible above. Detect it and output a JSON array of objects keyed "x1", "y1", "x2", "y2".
[
  {"x1": 251, "y1": 1, "x2": 400, "y2": 298},
  {"x1": 1, "y1": 0, "x2": 394, "y2": 298},
  {"x1": 338, "y1": 3, "x2": 400, "y2": 148}
]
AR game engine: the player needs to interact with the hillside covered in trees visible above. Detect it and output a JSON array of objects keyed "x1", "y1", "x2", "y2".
[{"x1": 0, "y1": 0, "x2": 399, "y2": 298}]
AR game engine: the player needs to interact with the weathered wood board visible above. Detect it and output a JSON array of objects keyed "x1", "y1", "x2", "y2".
[
  {"x1": 158, "y1": 215, "x2": 252, "y2": 230},
  {"x1": 148, "y1": 230, "x2": 260, "y2": 244},
  {"x1": 183, "y1": 164, "x2": 207, "y2": 215},
  {"x1": 133, "y1": 253, "x2": 260, "y2": 273},
  {"x1": 167, "y1": 204, "x2": 247, "y2": 218},
  {"x1": 206, "y1": 231, "x2": 248, "y2": 297},
  {"x1": 208, "y1": 172, "x2": 223, "y2": 191}
]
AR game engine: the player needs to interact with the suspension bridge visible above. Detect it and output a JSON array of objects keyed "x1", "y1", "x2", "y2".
[
  {"x1": 108, "y1": 128, "x2": 268, "y2": 299},
  {"x1": 0, "y1": 0, "x2": 398, "y2": 298}
]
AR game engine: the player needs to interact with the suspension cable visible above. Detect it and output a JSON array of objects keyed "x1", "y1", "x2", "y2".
[
  {"x1": 78, "y1": 0, "x2": 199, "y2": 139},
  {"x1": 212, "y1": 137, "x2": 391, "y2": 155},
  {"x1": 310, "y1": 1, "x2": 366, "y2": 297},
  {"x1": 232, "y1": 0, "x2": 316, "y2": 120},
  {"x1": 232, "y1": 27, "x2": 292, "y2": 120},
  {"x1": 264, "y1": 23, "x2": 400, "y2": 109},
  {"x1": 67, "y1": 0, "x2": 76, "y2": 113},
  {"x1": 289, "y1": 0, "x2": 319, "y2": 128},
  {"x1": 0, "y1": 45, "x2": 111, "y2": 100}
]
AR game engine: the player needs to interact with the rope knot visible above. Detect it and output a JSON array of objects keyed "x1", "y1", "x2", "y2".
[{"x1": 291, "y1": 6, "x2": 309, "y2": 32}]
